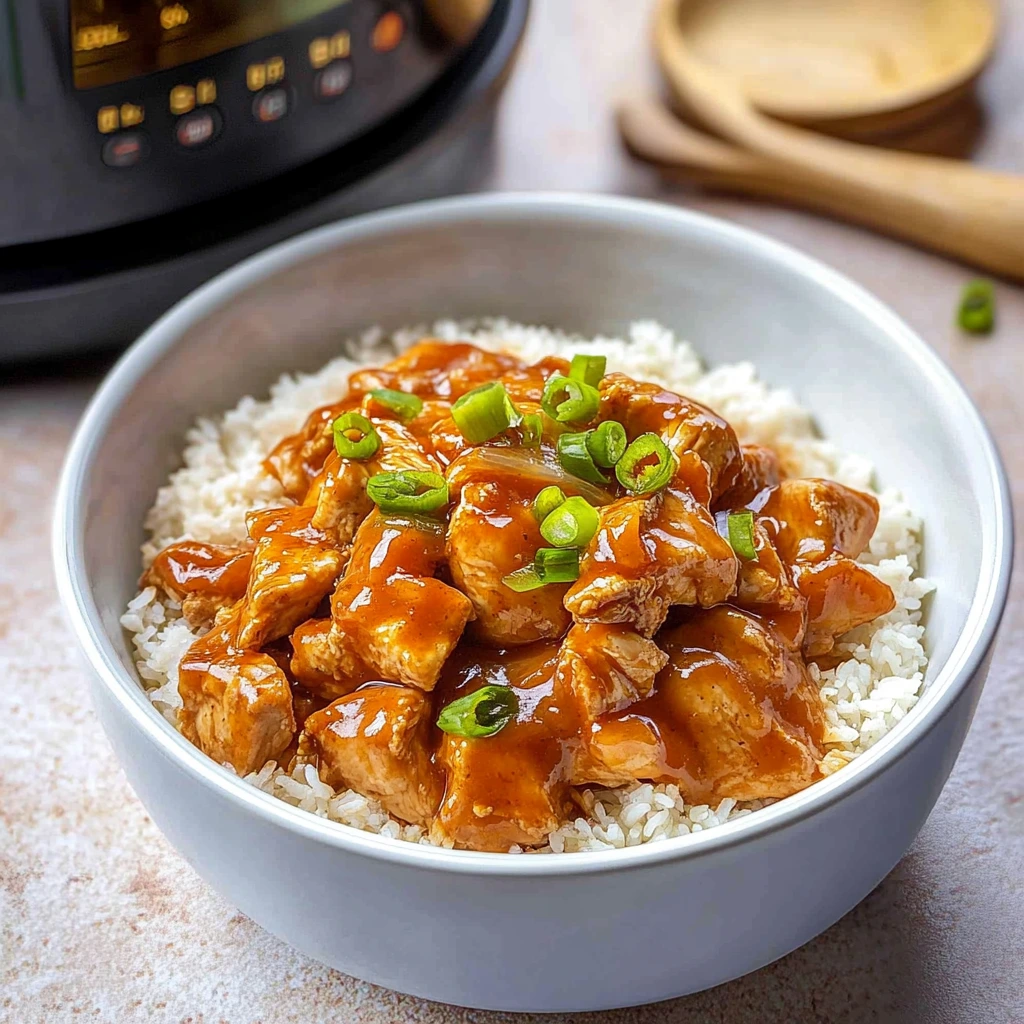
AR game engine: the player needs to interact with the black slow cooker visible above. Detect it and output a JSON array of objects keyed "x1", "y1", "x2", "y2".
[{"x1": 0, "y1": 0, "x2": 528, "y2": 360}]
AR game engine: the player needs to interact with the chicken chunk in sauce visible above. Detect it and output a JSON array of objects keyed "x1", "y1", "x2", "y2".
[
  {"x1": 178, "y1": 611, "x2": 296, "y2": 776},
  {"x1": 143, "y1": 539, "x2": 253, "y2": 630},
  {"x1": 565, "y1": 452, "x2": 738, "y2": 636},
  {"x1": 301, "y1": 684, "x2": 444, "y2": 826},
  {"x1": 152, "y1": 339, "x2": 896, "y2": 851},
  {"x1": 313, "y1": 510, "x2": 475, "y2": 692},
  {"x1": 304, "y1": 414, "x2": 443, "y2": 544},
  {"x1": 236, "y1": 506, "x2": 344, "y2": 650},
  {"x1": 574, "y1": 606, "x2": 826, "y2": 801},
  {"x1": 432, "y1": 642, "x2": 579, "y2": 851},
  {"x1": 598, "y1": 372, "x2": 742, "y2": 499},
  {"x1": 444, "y1": 448, "x2": 601, "y2": 646},
  {"x1": 742, "y1": 479, "x2": 895, "y2": 656}
]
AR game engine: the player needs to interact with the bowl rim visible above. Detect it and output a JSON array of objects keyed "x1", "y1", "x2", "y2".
[{"x1": 53, "y1": 191, "x2": 1014, "y2": 877}]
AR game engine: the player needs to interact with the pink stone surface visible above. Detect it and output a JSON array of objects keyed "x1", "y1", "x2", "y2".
[{"x1": 3, "y1": 2, "x2": 1023, "y2": 1021}]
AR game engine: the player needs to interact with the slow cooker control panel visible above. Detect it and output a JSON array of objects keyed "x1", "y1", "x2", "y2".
[{"x1": 71, "y1": 1, "x2": 485, "y2": 194}]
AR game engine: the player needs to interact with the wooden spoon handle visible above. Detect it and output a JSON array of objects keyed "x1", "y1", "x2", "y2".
[
  {"x1": 617, "y1": 97, "x2": 1022, "y2": 260},
  {"x1": 652, "y1": 0, "x2": 1024, "y2": 280}
]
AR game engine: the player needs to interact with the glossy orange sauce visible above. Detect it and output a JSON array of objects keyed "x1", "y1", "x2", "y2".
[{"x1": 147, "y1": 540, "x2": 253, "y2": 601}]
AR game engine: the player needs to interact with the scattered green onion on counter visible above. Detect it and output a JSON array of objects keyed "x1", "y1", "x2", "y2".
[
  {"x1": 957, "y1": 279, "x2": 995, "y2": 335},
  {"x1": 541, "y1": 375, "x2": 600, "y2": 424},
  {"x1": 332, "y1": 412, "x2": 380, "y2": 460},
  {"x1": 614, "y1": 432, "x2": 676, "y2": 494},
  {"x1": 436, "y1": 685, "x2": 519, "y2": 739},
  {"x1": 727, "y1": 510, "x2": 758, "y2": 561},
  {"x1": 366, "y1": 470, "x2": 449, "y2": 514},
  {"x1": 540, "y1": 496, "x2": 599, "y2": 548},
  {"x1": 533, "y1": 485, "x2": 567, "y2": 523},
  {"x1": 557, "y1": 431, "x2": 609, "y2": 484},
  {"x1": 569, "y1": 353, "x2": 607, "y2": 388},
  {"x1": 451, "y1": 382, "x2": 521, "y2": 442},
  {"x1": 586, "y1": 419, "x2": 627, "y2": 468},
  {"x1": 369, "y1": 387, "x2": 423, "y2": 421}
]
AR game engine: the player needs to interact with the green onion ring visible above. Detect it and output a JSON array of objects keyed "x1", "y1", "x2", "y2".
[
  {"x1": 533, "y1": 485, "x2": 567, "y2": 523},
  {"x1": 502, "y1": 564, "x2": 546, "y2": 592},
  {"x1": 615, "y1": 433, "x2": 676, "y2": 494},
  {"x1": 727, "y1": 510, "x2": 758, "y2": 561},
  {"x1": 333, "y1": 412, "x2": 380, "y2": 461},
  {"x1": 569, "y1": 353, "x2": 607, "y2": 388},
  {"x1": 557, "y1": 431, "x2": 609, "y2": 484},
  {"x1": 540, "y1": 496, "x2": 600, "y2": 548},
  {"x1": 521, "y1": 412, "x2": 544, "y2": 448},
  {"x1": 451, "y1": 382, "x2": 521, "y2": 443},
  {"x1": 535, "y1": 546, "x2": 580, "y2": 583},
  {"x1": 437, "y1": 685, "x2": 519, "y2": 739},
  {"x1": 541, "y1": 375, "x2": 600, "y2": 424},
  {"x1": 366, "y1": 470, "x2": 449, "y2": 515},
  {"x1": 369, "y1": 388, "x2": 423, "y2": 421},
  {"x1": 586, "y1": 420, "x2": 627, "y2": 468},
  {"x1": 957, "y1": 279, "x2": 995, "y2": 335}
]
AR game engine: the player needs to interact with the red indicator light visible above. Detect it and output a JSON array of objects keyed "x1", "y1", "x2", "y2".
[{"x1": 372, "y1": 11, "x2": 404, "y2": 52}]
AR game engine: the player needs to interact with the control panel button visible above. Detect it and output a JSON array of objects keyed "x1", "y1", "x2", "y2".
[
  {"x1": 265, "y1": 56, "x2": 286, "y2": 84},
  {"x1": 252, "y1": 87, "x2": 289, "y2": 123},
  {"x1": 170, "y1": 84, "x2": 196, "y2": 115},
  {"x1": 102, "y1": 131, "x2": 148, "y2": 168},
  {"x1": 97, "y1": 106, "x2": 120, "y2": 134},
  {"x1": 246, "y1": 62, "x2": 267, "y2": 91},
  {"x1": 196, "y1": 78, "x2": 217, "y2": 105},
  {"x1": 307, "y1": 31, "x2": 351, "y2": 69},
  {"x1": 175, "y1": 107, "x2": 221, "y2": 148},
  {"x1": 309, "y1": 37, "x2": 331, "y2": 69},
  {"x1": 120, "y1": 102, "x2": 144, "y2": 127},
  {"x1": 314, "y1": 61, "x2": 353, "y2": 101}
]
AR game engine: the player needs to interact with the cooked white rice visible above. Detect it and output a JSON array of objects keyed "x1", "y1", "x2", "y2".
[{"x1": 121, "y1": 318, "x2": 934, "y2": 853}]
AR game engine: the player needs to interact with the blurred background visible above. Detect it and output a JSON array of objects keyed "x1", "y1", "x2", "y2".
[{"x1": 2, "y1": 2, "x2": 1022, "y2": 1022}]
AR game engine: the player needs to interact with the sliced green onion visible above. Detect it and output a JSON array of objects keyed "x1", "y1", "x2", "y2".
[
  {"x1": 451, "y1": 382, "x2": 520, "y2": 442},
  {"x1": 615, "y1": 433, "x2": 676, "y2": 494},
  {"x1": 502, "y1": 564, "x2": 546, "y2": 592},
  {"x1": 333, "y1": 412, "x2": 380, "y2": 460},
  {"x1": 727, "y1": 510, "x2": 758, "y2": 561},
  {"x1": 541, "y1": 375, "x2": 600, "y2": 424},
  {"x1": 557, "y1": 431, "x2": 609, "y2": 485},
  {"x1": 535, "y1": 546, "x2": 580, "y2": 583},
  {"x1": 366, "y1": 470, "x2": 449, "y2": 515},
  {"x1": 540, "y1": 496, "x2": 599, "y2": 548},
  {"x1": 521, "y1": 412, "x2": 543, "y2": 448},
  {"x1": 369, "y1": 388, "x2": 423, "y2": 421},
  {"x1": 957, "y1": 279, "x2": 995, "y2": 335},
  {"x1": 569, "y1": 353, "x2": 607, "y2": 388},
  {"x1": 533, "y1": 485, "x2": 567, "y2": 523},
  {"x1": 437, "y1": 685, "x2": 519, "y2": 739},
  {"x1": 587, "y1": 420, "x2": 627, "y2": 468}
]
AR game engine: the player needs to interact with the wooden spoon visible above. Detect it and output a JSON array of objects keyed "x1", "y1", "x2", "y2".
[
  {"x1": 618, "y1": 95, "x2": 969, "y2": 237},
  {"x1": 662, "y1": 0, "x2": 997, "y2": 139},
  {"x1": 636, "y1": 0, "x2": 1024, "y2": 280}
]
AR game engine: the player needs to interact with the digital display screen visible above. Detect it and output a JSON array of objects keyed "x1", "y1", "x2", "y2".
[{"x1": 72, "y1": 1, "x2": 348, "y2": 89}]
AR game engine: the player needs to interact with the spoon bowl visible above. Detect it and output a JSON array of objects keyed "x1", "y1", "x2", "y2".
[{"x1": 660, "y1": 0, "x2": 997, "y2": 138}]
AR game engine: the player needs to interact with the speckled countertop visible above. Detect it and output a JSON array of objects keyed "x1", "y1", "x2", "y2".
[{"x1": 3, "y1": 3, "x2": 1024, "y2": 1021}]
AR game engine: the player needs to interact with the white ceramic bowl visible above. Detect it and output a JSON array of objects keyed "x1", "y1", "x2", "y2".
[{"x1": 53, "y1": 194, "x2": 1012, "y2": 1012}]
